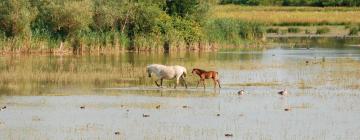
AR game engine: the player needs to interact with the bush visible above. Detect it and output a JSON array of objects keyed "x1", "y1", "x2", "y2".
[
  {"x1": 287, "y1": 27, "x2": 301, "y2": 33},
  {"x1": 316, "y1": 27, "x2": 330, "y2": 34},
  {"x1": 348, "y1": 27, "x2": 359, "y2": 36},
  {"x1": 205, "y1": 19, "x2": 265, "y2": 45},
  {"x1": 32, "y1": 0, "x2": 93, "y2": 41},
  {"x1": 0, "y1": 0, "x2": 36, "y2": 37},
  {"x1": 266, "y1": 28, "x2": 279, "y2": 33},
  {"x1": 280, "y1": 29, "x2": 288, "y2": 34}
]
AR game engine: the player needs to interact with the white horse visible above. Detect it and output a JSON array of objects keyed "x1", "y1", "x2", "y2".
[{"x1": 146, "y1": 64, "x2": 188, "y2": 89}]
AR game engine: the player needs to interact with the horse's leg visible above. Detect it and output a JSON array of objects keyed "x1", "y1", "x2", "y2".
[
  {"x1": 202, "y1": 79, "x2": 206, "y2": 89},
  {"x1": 174, "y1": 77, "x2": 180, "y2": 89},
  {"x1": 155, "y1": 79, "x2": 160, "y2": 87},
  {"x1": 196, "y1": 80, "x2": 200, "y2": 88},
  {"x1": 217, "y1": 79, "x2": 221, "y2": 88},
  {"x1": 160, "y1": 78, "x2": 163, "y2": 88},
  {"x1": 181, "y1": 76, "x2": 188, "y2": 89},
  {"x1": 213, "y1": 78, "x2": 217, "y2": 88}
]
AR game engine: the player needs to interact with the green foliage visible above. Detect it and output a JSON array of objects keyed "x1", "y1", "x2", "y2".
[
  {"x1": 288, "y1": 27, "x2": 301, "y2": 33},
  {"x1": 0, "y1": 0, "x2": 270, "y2": 52},
  {"x1": 31, "y1": 0, "x2": 93, "y2": 41},
  {"x1": 0, "y1": 0, "x2": 36, "y2": 37},
  {"x1": 316, "y1": 27, "x2": 331, "y2": 34},
  {"x1": 266, "y1": 28, "x2": 280, "y2": 33},
  {"x1": 348, "y1": 27, "x2": 359, "y2": 35},
  {"x1": 205, "y1": 19, "x2": 265, "y2": 45}
]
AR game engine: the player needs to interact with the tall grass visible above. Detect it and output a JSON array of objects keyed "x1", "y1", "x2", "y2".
[
  {"x1": 205, "y1": 19, "x2": 265, "y2": 45},
  {"x1": 211, "y1": 5, "x2": 360, "y2": 26}
]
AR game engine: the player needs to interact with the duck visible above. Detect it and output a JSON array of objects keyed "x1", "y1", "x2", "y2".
[
  {"x1": 278, "y1": 89, "x2": 288, "y2": 96},
  {"x1": 0, "y1": 106, "x2": 6, "y2": 111},
  {"x1": 225, "y1": 133, "x2": 233, "y2": 137},
  {"x1": 237, "y1": 90, "x2": 245, "y2": 95}
]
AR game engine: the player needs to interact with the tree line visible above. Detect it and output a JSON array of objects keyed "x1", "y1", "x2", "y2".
[{"x1": 0, "y1": 0, "x2": 211, "y2": 52}]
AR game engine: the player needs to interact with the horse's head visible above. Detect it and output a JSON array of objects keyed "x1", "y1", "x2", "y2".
[
  {"x1": 146, "y1": 67, "x2": 152, "y2": 77},
  {"x1": 191, "y1": 68, "x2": 198, "y2": 75}
]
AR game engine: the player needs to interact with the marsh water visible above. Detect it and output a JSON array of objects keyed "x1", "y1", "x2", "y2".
[{"x1": 1, "y1": 37, "x2": 360, "y2": 140}]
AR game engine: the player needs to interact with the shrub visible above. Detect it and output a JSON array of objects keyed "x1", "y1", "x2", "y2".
[
  {"x1": 205, "y1": 19, "x2": 265, "y2": 45},
  {"x1": 0, "y1": 0, "x2": 36, "y2": 37},
  {"x1": 287, "y1": 27, "x2": 301, "y2": 33},
  {"x1": 348, "y1": 27, "x2": 359, "y2": 36},
  {"x1": 280, "y1": 29, "x2": 288, "y2": 35},
  {"x1": 316, "y1": 27, "x2": 330, "y2": 34},
  {"x1": 266, "y1": 28, "x2": 279, "y2": 33}
]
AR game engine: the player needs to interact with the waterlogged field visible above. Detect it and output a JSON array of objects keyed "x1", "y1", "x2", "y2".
[
  {"x1": 212, "y1": 5, "x2": 360, "y2": 25},
  {"x1": 1, "y1": 38, "x2": 360, "y2": 139}
]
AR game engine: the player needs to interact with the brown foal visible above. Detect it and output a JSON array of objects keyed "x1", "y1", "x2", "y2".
[{"x1": 192, "y1": 68, "x2": 221, "y2": 89}]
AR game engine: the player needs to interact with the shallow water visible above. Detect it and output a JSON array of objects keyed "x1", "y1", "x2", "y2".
[{"x1": 1, "y1": 38, "x2": 360, "y2": 140}]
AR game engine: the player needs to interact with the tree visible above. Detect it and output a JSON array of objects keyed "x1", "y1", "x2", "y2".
[{"x1": 0, "y1": 0, "x2": 35, "y2": 37}]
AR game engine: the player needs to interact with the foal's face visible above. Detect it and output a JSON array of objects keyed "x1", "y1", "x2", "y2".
[{"x1": 191, "y1": 69, "x2": 197, "y2": 74}]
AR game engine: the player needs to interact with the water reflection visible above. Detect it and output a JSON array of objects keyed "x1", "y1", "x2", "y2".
[{"x1": 1, "y1": 38, "x2": 360, "y2": 140}]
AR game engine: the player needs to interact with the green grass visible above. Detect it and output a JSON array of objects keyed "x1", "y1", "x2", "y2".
[
  {"x1": 288, "y1": 27, "x2": 301, "y2": 33},
  {"x1": 348, "y1": 27, "x2": 359, "y2": 35},
  {"x1": 212, "y1": 5, "x2": 360, "y2": 26},
  {"x1": 316, "y1": 27, "x2": 331, "y2": 34},
  {"x1": 205, "y1": 19, "x2": 265, "y2": 45},
  {"x1": 266, "y1": 28, "x2": 280, "y2": 33}
]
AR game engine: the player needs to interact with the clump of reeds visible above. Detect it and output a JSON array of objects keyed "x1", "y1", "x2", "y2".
[
  {"x1": 266, "y1": 28, "x2": 279, "y2": 34},
  {"x1": 205, "y1": 19, "x2": 265, "y2": 45},
  {"x1": 348, "y1": 27, "x2": 359, "y2": 36},
  {"x1": 288, "y1": 27, "x2": 301, "y2": 33},
  {"x1": 316, "y1": 27, "x2": 331, "y2": 34}
]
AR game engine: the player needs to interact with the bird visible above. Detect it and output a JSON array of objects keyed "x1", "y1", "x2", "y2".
[
  {"x1": 0, "y1": 106, "x2": 6, "y2": 111},
  {"x1": 284, "y1": 108, "x2": 291, "y2": 111},
  {"x1": 114, "y1": 132, "x2": 120, "y2": 135},
  {"x1": 225, "y1": 133, "x2": 233, "y2": 137},
  {"x1": 80, "y1": 106, "x2": 85, "y2": 109},
  {"x1": 278, "y1": 89, "x2": 288, "y2": 96},
  {"x1": 142, "y1": 114, "x2": 150, "y2": 117},
  {"x1": 155, "y1": 105, "x2": 160, "y2": 109},
  {"x1": 238, "y1": 90, "x2": 245, "y2": 95},
  {"x1": 182, "y1": 105, "x2": 188, "y2": 109}
]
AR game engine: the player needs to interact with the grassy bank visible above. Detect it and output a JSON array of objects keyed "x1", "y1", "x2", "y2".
[{"x1": 212, "y1": 5, "x2": 360, "y2": 26}]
